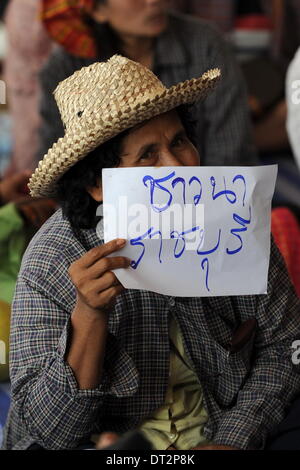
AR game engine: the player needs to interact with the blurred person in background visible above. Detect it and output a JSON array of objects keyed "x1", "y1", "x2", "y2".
[
  {"x1": 172, "y1": 0, "x2": 300, "y2": 155},
  {"x1": 36, "y1": 0, "x2": 258, "y2": 168},
  {"x1": 3, "y1": 0, "x2": 53, "y2": 175},
  {"x1": 0, "y1": 171, "x2": 57, "y2": 382},
  {"x1": 0, "y1": 0, "x2": 10, "y2": 175}
]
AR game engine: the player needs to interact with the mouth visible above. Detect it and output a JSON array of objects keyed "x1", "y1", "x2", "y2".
[{"x1": 147, "y1": 12, "x2": 167, "y2": 24}]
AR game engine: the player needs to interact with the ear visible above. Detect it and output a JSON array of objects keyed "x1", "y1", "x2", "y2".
[{"x1": 87, "y1": 180, "x2": 103, "y2": 202}]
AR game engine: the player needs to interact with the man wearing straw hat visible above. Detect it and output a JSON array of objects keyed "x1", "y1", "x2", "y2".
[{"x1": 2, "y1": 56, "x2": 300, "y2": 451}]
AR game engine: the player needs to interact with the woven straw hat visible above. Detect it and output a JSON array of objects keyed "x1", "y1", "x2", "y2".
[{"x1": 29, "y1": 55, "x2": 221, "y2": 198}]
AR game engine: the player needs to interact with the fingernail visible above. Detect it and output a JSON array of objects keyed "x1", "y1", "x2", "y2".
[
  {"x1": 97, "y1": 432, "x2": 119, "y2": 449},
  {"x1": 116, "y1": 239, "x2": 126, "y2": 246}
]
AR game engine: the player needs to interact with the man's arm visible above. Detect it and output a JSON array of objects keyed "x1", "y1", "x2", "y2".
[
  {"x1": 9, "y1": 240, "x2": 130, "y2": 449},
  {"x1": 65, "y1": 239, "x2": 130, "y2": 389},
  {"x1": 9, "y1": 277, "x2": 105, "y2": 450},
  {"x1": 213, "y1": 239, "x2": 300, "y2": 450}
]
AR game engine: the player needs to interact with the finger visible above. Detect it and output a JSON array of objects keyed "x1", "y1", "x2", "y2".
[
  {"x1": 90, "y1": 271, "x2": 121, "y2": 292},
  {"x1": 89, "y1": 256, "x2": 131, "y2": 278},
  {"x1": 96, "y1": 433, "x2": 120, "y2": 450},
  {"x1": 97, "y1": 285, "x2": 124, "y2": 307},
  {"x1": 84, "y1": 273, "x2": 121, "y2": 296},
  {"x1": 80, "y1": 239, "x2": 127, "y2": 268},
  {"x1": 80, "y1": 284, "x2": 124, "y2": 311}
]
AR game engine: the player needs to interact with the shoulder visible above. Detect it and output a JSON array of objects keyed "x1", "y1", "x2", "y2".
[
  {"x1": 168, "y1": 10, "x2": 226, "y2": 48},
  {"x1": 19, "y1": 208, "x2": 85, "y2": 285},
  {"x1": 162, "y1": 11, "x2": 235, "y2": 75},
  {"x1": 42, "y1": 45, "x2": 93, "y2": 71},
  {"x1": 39, "y1": 46, "x2": 94, "y2": 90}
]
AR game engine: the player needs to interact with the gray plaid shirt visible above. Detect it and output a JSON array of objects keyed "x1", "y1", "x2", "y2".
[
  {"x1": 2, "y1": 208, "x2": 300, "y2": 450},
  {"x1": 37, "y1": 11, "x2": 258, "y2": 167}
]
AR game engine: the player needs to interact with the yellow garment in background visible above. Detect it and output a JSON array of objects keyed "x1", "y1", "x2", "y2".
[
  {"x1": 0, "y1": 300, "x2": 10, "y2": 382},
  {"x1": 0, "y1": 202, "x2": 33, "y2": 382},
  {"x1": 139, "y1": 316, "x2": 211, "y2": 450}
]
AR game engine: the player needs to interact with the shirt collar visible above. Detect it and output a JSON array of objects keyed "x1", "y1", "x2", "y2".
[{"x1": 73, "y1": 217, "x2": 104, "y2": 253}]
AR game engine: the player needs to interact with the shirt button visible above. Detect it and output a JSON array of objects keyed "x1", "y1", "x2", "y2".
[
  {"x1": 169, "y1": 433, "x2": 176, "y2": 439},
  {"x1": 168, "y1": 297, "x2": 176, "y2": 307}
]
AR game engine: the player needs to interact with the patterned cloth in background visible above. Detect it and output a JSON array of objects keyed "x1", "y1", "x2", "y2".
[{"x1": 41, "y1": 0, "x2": 96, "y2": 58}]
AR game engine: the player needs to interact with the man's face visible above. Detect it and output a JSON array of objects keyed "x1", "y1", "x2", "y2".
[
  {"x1": 88, "y1": 110, "x2": 200, "y2": 202},
  {"x1": 119, "y1": 110, "x2": 200, "y2": 167},
  {"x1": 92, "y1": 0, "x2": 169, "y2": 37}
]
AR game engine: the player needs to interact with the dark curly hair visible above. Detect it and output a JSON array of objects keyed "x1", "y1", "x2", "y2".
[{"x1": 56, "y1": 105, "x2": 198, "y2": 230}]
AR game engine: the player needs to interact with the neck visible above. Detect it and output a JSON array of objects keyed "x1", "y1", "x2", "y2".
[{"x1": 119, "y1": 34, "x2": 155, "y2": 67}]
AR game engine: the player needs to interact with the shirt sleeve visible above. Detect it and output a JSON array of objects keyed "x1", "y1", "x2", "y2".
[
  {"x1": 200, "y1": 25, "x2": 259, "y2": 166},
  {"x1": 213, "y1": 239, "x2": 300, "y2": 449},
  {"x1": 9, "y1": 274, "x2": 108, "y2": 450}
]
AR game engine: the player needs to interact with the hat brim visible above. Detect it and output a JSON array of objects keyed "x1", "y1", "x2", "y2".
[{"x1": 29, "y1": 68, "x2": 220, "y2": 198}]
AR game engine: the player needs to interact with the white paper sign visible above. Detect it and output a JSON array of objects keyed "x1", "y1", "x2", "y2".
[{"x1": 102, "y1": 166, "x2": 277, "y2": 297}]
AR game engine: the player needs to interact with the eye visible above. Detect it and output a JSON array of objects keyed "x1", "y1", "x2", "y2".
[
  {"x1": 172, "y1": 135, "x2": 186, "y2": 147},
  {"x1": 139, "y1": 149, "x2": 156, "y2": 161}
]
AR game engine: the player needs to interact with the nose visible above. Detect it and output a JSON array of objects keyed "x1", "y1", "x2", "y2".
[
  {"x1": 144, "y1": 0, "x2": 168, "y2": 7},
  {"x1": 156, "y1": 148, "x2": 183, "y2": 167}
]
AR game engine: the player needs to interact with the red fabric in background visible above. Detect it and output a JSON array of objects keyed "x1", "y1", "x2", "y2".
[
  {"x1": 272, "y1": 207, "x2": 300, "y2": 297},
  {"x1": 234, "y1": 14, "x2": 273, "y2": 30},
  {"x1": 41, "y1": 0, "x2": 97, "y2": 58}
]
